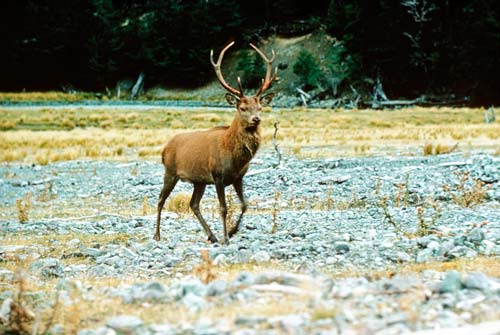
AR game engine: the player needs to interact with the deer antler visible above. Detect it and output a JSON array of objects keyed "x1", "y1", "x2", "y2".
[
  {"x1": 250, "y1": 43, "x2": 278, "y2": 97},
  {"x1": 210, "y1": 41, "x2": 242, "y2": 97}
]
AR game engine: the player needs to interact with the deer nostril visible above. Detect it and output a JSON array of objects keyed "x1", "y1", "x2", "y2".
[{"x1": 253, "y1": 116, "x2": 261, "y2": 124}]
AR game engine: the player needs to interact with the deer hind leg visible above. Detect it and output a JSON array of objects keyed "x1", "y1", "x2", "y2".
[
  {"x1": 190, "y1": 183, "x2": 218, "y2": 243},
  {"x1": 215, "y1": 178, "x2": 229, "y2": 244},
  {"x1": 154, "y1": 174, "x2": 178, "y2": 241},
  {"x1": 229, "y1": 178, "x2": 247, "y2": 237}
]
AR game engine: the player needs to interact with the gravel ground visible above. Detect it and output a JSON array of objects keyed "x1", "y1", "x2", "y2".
[{"x1": 1, "y1": 151, "x2": 499, "y2": 334}]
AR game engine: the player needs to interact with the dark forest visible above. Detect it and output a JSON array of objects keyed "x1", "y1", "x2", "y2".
[{"x1": 1, "y1": 0, "x2": 499, "y2": 104}]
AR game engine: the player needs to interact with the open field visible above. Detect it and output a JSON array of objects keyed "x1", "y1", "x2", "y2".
[
  {"x1": 1, "y1": 106, "x2": 499, "y2": 165},
  {"x1": 1, "y1": 105, "x2": 500, "y2": 334}
]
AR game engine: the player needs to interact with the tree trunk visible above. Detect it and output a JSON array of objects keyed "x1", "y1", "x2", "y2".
[{"x1": 130, "y1": 72, "x2": 145, "y2": 100}]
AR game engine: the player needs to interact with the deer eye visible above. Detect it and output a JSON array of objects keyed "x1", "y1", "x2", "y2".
[{"x1": 240, "y1": 107, "x2": 247, "y2": 112}]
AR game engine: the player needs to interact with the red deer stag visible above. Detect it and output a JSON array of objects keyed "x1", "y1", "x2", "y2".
[{"x1": 154, "y1": 42, "x2": 277, "y2": 244}]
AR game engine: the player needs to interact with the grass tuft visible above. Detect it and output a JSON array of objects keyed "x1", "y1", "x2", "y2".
[
  {"x1": 16, "y1": 192, "x2": 32, "y2": 223},
  {"x1": 166, "y1": 192, "x2": 191, "y2": 215},
  {"x1": 443, "y1": 171, "x2": 490, "y2": 207}
]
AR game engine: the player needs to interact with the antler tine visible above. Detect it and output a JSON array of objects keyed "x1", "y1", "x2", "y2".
[
  {"x1": 237, "y1": 77, "x2": 244, "y2": 96},
  {"x1": 250, "y1": 43, "x2": 277, "y2": 96},
  {"x1": 210, "y1": 41, "x2": 242, "y2": 97}
]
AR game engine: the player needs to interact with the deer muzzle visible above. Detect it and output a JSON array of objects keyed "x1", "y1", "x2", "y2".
[{"x1": 251, "y1": 115, "x2": 261, "y2": 125}]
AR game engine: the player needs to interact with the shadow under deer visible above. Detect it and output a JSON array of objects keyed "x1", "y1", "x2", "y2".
[{"x1": 154, "y1": 42, "x2": 277, "y2": 244}]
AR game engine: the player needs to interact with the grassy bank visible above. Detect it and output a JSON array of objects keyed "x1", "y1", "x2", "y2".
[{"x1": 0, "y1": 106, "x2": 498, "y2": 164}]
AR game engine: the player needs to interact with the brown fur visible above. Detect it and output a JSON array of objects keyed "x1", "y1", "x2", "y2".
[
  {"x1": 154, "y1": 95, "x2": 273, "y2": 244},
  {"x1": 154, "y1": 42, "x2": 276, "y2": 244},
  {"x1": 163, "y1": 118, "x2": 260, "y2": 185}
]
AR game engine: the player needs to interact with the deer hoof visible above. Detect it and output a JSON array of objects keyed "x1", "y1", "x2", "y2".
[
  {"x1": 208, "y1": 235, "x2": 218, "y2": 244},
  {"x1": 228, "y1": 226, "x2": 239, "y2": 237},
  {"x1": 153, "y1": 233, "x2": 160, "y2": 241}
]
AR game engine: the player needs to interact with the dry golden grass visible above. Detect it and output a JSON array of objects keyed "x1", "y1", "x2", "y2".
[
  {"x1": 0, "y1": 273, "x2": 308, "y2": 334},
  {"x1": 0, "y1": 106, "x2": 499, "y2": 163},
  {"x1": 166, "y1": 192, "x2": 192, "y2": 215},
  {"x1": 1, "y1": 253, "x2": 499, "y2": 334},
  {"x1": 0, "y1": 191, "x2": 158, "y2": 222},
  {"x1": 0, "y1": 91, "x2": 96, "y2": 102},
  {"x1": 388, "y1": 256, "x2": 500, "y2": 277},
  {"x1": 0, "y1": 232, "x2": 132, "y2": 278}
]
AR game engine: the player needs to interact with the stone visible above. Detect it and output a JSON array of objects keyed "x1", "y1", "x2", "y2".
[
  {"x1": 453, "y1": 235, "x2": 467, "y2": 246},
  {"x1": 48, "y1": 324, "x2": 64, "y2": 335},
  {"x1": 213, "y1": 254, "x2": 228, "y2": 266},
  {"x1": 0, "y1": 268, "x2": 14, "y2": 282},
  {"x1": 233, "y1": 271, "x2": 255, "y2": 286},
  {"x1": 384, "y1": 275, "x2": 421, "y2": 293},
  {"x1": 385, "y1": 311, "x2": 409, "y2": 325},
  {"x1": 441, "y1": 239, "x2": 455, "y2": 255},
  {"x1": 82, "y1": 247, "x2": 103, "y2": 258},
  {"x1": 334, "y1": 242, "x2": 350, "y2": 255},
  {"x1": 417, "y1": 235, "x2": 438, "y2": 248},
  {"x1": 463, "y1": 272, "x2": 492, "y2": 291},
  {"x1": 447, "y1": 246, "x2": 477, "y2": 260},
  {"x1": 0, "y1": 298, "x2": 13, "y2": 323},
  {"x1": 56, "y1": 278, "x2": 82, "y2": 292},
  {"x1": 119, "y1": 247, "x2": 138, "y2": 258},
  {"x1": 182, "y1": 292, "x2": 206, "y2": 312},
  {"x1": 87, "y1": 264, "x2": 116, "y2": 277},
  {"x1": 181, "y1": 278, "x2": 206, "y2": 297},
  {"x1": 206, "y1": 280, "x2": 228, "y2": 296},
  {"x1": 106, "y1": 315, "x2": 143, "y2": 334},
  {"x1": 30, "y1": 258, "x2": 63, "y2": 278},
  {"x1": 341, "y1": 233, "x2": 351, "y2": 242},
  {"x1": 481, "y1": 240, "x2": 500, "y2": 256},
  {"x1": 251, "y1": 250, "x2": 271, "y2": 263},
  {"x1": 416, "y1": 249, "x2": 434, "y2": 263},
  {"x1": 149, "y1": 324, "x2": 175, "y2": 335},
  {"x1": 193, "y1": 318, "x2": 218, "y2": 335},
  {"x1": 438, "y1": 270, "x2": 463, "y2": 293},
  {"x1": 104, "y1": 255, "x2": 124, "y2": 267},
  {"x1": 77, "y1": 328, "x2": 117, "y2": 335},
  {"x1": 273, "y1": 314, "x2": 305, "y2": 329},
  {"x1": 436, "y1": 310, "x2": 462, "y2": 329},
  {"x1": 66, "y1": 238, "x2": 81, "y2": 248},
  {"x1": 387, "y1": 250, "x2": 411, "y2": 263},
  {"x1": 132, "y1": 282, "x2": 168, "y2": 302},
  {"x1": 427, "y1": 240, "x2": 441, "y2": 252},
  {"x1": 468, "y1": 228, "x2": 485, "y2": 243},
  {"x1": 236, "y1": 249, "x2": 252, "y2": 263},
  {"x1": 235, "y1": 316, "x2": 268, "y2": 326}
]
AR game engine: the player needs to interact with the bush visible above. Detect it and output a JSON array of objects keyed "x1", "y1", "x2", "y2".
[
  {"x1": 324, "y1": 43, "x2": 358, "y2": 96},
  {"x1": 236, "y1": 50, "x2": 265, "y2": 89},
  {"x1": 293, "y1": 50, "x2": 323, "y2": 89}
]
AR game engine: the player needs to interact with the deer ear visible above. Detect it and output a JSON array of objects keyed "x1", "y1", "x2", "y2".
[
  {"x1": 225, "y1": 93, "x2": 239, "y2": 105},
  {"x1": 260, "y1": 93, "x2": 275, "y2": 106}
]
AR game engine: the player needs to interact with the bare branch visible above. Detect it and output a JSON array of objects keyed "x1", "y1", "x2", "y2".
[{"x1": 402, "y1": 0, "x2": 437, "y2": 23}]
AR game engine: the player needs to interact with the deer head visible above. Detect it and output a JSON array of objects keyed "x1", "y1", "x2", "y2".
[{"x1": 210, "y1": 42, "x2": 277, "y2": 129}]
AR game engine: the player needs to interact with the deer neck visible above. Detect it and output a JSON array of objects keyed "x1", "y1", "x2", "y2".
[{"x1": 223, "y1": 117, "x2": 261, "y2": 160}]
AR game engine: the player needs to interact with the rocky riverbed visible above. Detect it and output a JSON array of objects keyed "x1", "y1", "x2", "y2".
[{"x1": 1, "y1": 151, "x2": 499, "y2": 334}]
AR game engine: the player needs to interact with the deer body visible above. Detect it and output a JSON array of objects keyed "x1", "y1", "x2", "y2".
[
  {"x1": 163, "y1": 116, "x2": 260, "y2": 186},
  {"x1": 154, "y1": 43, "x2": 277, "y2": 244}
]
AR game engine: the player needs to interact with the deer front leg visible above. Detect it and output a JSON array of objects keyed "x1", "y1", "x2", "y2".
[
  {"x1": 190, "y1": 183, "x2": 218, "y2": 243},
  {"x1": 229, "y1": 177, "x2": 247, "y2": 237},
  {"x1": 215, "y1": 178, "x2": 229, "y2": 244}
]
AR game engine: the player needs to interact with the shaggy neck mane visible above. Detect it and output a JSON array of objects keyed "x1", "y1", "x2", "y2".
[{"x1": 223, "y1": 117, "x2": 261, "y2": 158}]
